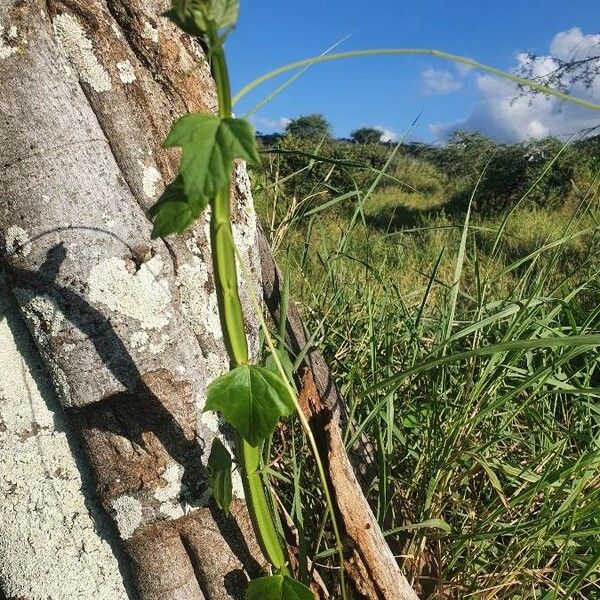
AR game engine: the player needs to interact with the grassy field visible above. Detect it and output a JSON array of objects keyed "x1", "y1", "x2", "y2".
[{"x1": 253, "y1": 134, "x2": 600, "y2": 599}]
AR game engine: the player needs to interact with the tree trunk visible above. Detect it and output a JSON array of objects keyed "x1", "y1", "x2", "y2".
[
  {"x1": 1, "y1": 1, "x2": 262, "y2": 598},
  {"x1": 0, "y1": 1, "x2": 418, "y2": 599}
]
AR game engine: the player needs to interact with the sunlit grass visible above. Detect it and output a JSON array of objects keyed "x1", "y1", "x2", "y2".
[{"x1": 254, "y1": 138, "x2": 600, "y2": 599}]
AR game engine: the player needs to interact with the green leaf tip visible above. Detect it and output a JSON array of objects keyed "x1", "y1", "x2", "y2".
[
  {"x1": 207, "y1": 438, "x2": 233, "y2": 513},
  {"x1": 149, "y1": 175, "x2": 209, "y2": 238},
  {"x1": 164, "y1": 113, "x2": 260, "y2": 200},
  {"x1": 205, "y1": 365, "x2": 295, "y2": 447},
  {"x1": 245, "y1": 574, "x2": 314, "y2": 600}
]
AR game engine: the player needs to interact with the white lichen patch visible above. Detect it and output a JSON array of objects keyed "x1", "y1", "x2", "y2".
[
  {"x1": 53, "y1": 13, "x2": 112, "y2": 92},
  {"x1": 88, "y1": 254, "x2": 172, "y2": 331},
  {"x1": 154, "y1": 462, "x2": 187, "y2": 518},
  {"x1": 205, "y1": 351, "x2": 229, "y2": 382},
  {"x1": 149, "y1": 333, "x2": 169, "y2": 355},
  {"x1": 177, "y1": 260, "x2": 223, "y2": 341},
  {"x1": 232, "y1": 468, "x2": 245, "y2": 500},
  {"x1": 232, "y1": 166, "x2": 258, "y2": 258},
  {"x1": 200, "y1": 409, "x2": 221, "y2": 434},
  {"x1": 12, "y1": 292, "x2": 64, "y2": 343},
  {"x1": 159, "y1": 503, "x2": 185, "y2": 520},
  {"x1": 4, "y1": 226, "x2": 32, "y2": 257},
  {"x1": 141, "y1": 164, "x2": 162, "y2": 199},
  {"x1": 116, "y1": 59, "x2": 136, "y2": 84},
  {"x1": 110, "y1": 21, "x2": 123, "y2": 38},
  {"x1": 142, "y1": 21, "x2": 159, "y2": 43},
  {"x1": 8, "y1": 25, "x2": 17, "y2": 39},
  {"x1": 130, "y1": 330, "x2": 149, "y2": 351},
  {"x1": 0, "y1": 274, "x2": 129, "y2": 599},
  {"x1": 0, "y1": 26, "x2": 18, "y2": 60},
  {"x1": 111, "y1": 495, "x2": 143, "y2": 540},
  {"x1": 48, "y1": 360, "x2": 71, "y2": 405},
  {"x1": 131, "y1": 330, "x2": 169, "y2": 355},
  {"x1": 203, "y1": 205, "x2": 212, "y2": 242}
]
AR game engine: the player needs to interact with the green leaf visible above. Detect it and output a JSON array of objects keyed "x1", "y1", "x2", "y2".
[
  {"x1": 208, "y1": 0, "x2": 239, "y2": 29},
  {"x1": 205, "y1": 365, "x2": 294, "y2": 447},
  {"x1": 149, "y1": 175, "x2": 209, "y2": 238},
  {"x1": 163, "y1": 7, "x2": 206, "y2": 37},
  {"x1": 207, "y1": 438, "x2": 233, "y2": 514},
  {"x1": 246, "y1": 575, "x2": 314, "y2": 600},
  {"x1": 164, "y1": 114, "x2": 260, "y2": 200}
]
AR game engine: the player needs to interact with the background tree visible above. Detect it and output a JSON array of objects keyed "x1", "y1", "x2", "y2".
[
  {"x1": 285, "y1": 113, "x2": 331, "y2": 139},
  {"x1": 351, "y1": 127, "x2": 384, "y2": 144},
  {"x1": 517, "y1": 35, "x2": 600, "y2": 121}
]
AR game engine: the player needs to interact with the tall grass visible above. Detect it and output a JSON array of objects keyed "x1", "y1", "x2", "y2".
[{"x1": 253, "y1": 138, "x2": 600, "y2": 598}]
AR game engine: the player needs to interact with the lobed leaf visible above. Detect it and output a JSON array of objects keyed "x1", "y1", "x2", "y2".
[
  {"x1": 208, "y1": 0, "x2": 239, "y2": 29},
  {"x1": 207, "y1": 438, "x2": 233, "y2": 514},
  {"x1": 164, "y1": 114, "x2": 260, "y2": 201},
  {"x1": 204, "y1": 365, "x2": 294, "y2": 447},
  {"x1": 245, "y1": 575, "x2": 314, "y2": 600}
]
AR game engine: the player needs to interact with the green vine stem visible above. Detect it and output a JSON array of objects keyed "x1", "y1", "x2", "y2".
[
  {"x1": 238, "y1": 434, "x2": 289, "y2": 573},
  {"x1": 210, "y1": 182, "x2": 248, "y2": 365},
  {"x1": 206, "y1": 25, "x2": 348, "y2": 594},
  {"x1": 234, "y1": 245, "x2": 348, "y2": 598},
  {"x1": 208, "y1": 33, "x2": 292, "y2": 576}
]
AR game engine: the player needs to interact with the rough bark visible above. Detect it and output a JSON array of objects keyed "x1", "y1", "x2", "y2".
[
  {"x1": 0, "y1": 273, "x2": 135, "y2": 599},
  {"x1": 0, "y1": 0, "x2": 261, "y2": 598}
]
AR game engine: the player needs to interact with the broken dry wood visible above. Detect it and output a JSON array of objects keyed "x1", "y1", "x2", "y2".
[{"x1": 259, "y1": 233, "x2": 419, "y2": 600}]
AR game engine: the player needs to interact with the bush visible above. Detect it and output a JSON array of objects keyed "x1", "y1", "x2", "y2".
[
  {"x1": 442, "y1": 133, "x2": 584, "y2": 216},
  {"x1": 258, "y1": 135, "x2": 397, "y2": 214},
  {"x1": 256, "y1": 127, "x2": 597, "y2": 225}
]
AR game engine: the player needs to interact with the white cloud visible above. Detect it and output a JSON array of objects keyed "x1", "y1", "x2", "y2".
[
  {"x1": 249, "y1": 115, "x2": 291, "y2": 133},
  {"x1": 375, "y1": 126, "x2": 399, "y2": 143},
  {"x1": 431, "y1": 27, "x2": 600, "y2": 142},
  {"x1": 421, "y1": 68, "x2": 463, "y2": 95},
  {"x1": 550, "y1": 27, "x2": 600, "y2": 61}
]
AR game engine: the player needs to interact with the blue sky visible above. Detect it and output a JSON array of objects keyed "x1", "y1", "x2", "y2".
[{"x1": 227, "y1": 1, "x2": 600, "y2": 143}]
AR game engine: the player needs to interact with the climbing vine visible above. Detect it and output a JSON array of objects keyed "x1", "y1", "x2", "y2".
[{"x1": 152, "y1": 1, "x2": 318, "y2": 598}]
